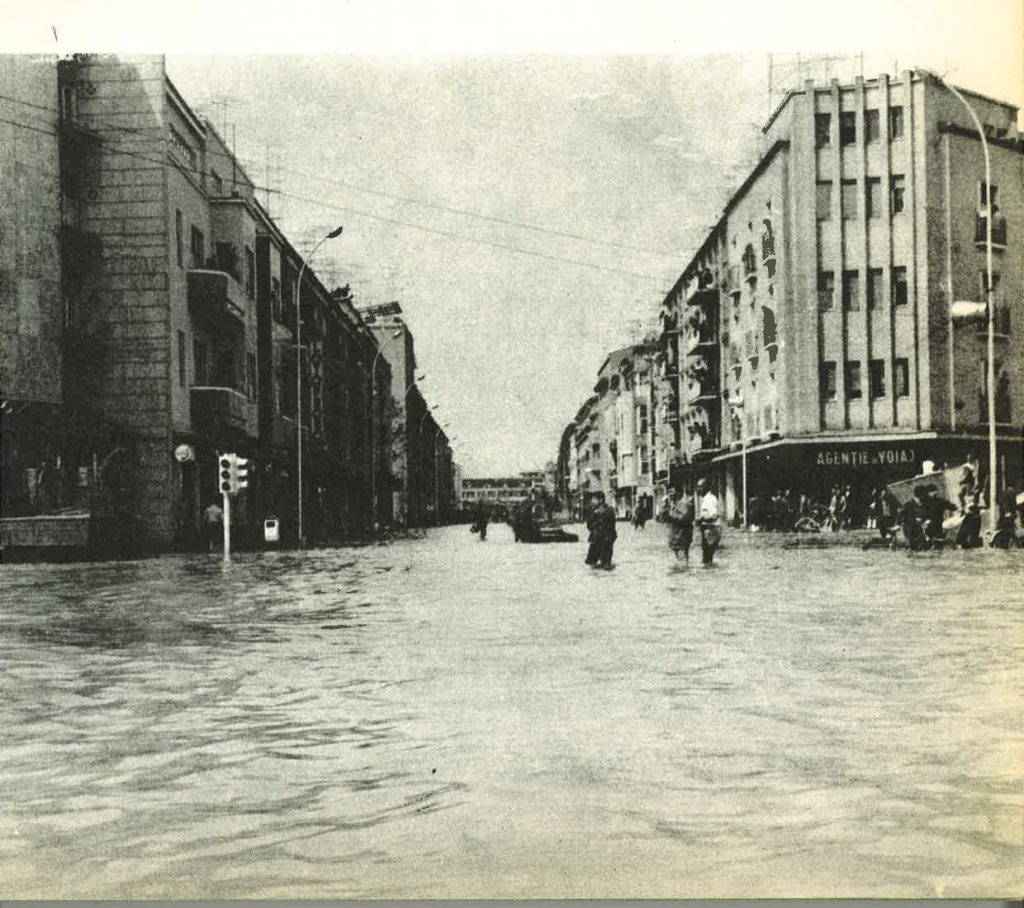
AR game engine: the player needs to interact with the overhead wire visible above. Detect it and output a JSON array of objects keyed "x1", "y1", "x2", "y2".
[{"x1": 0, "y1": 95, "x2": 675, "y2": 290}]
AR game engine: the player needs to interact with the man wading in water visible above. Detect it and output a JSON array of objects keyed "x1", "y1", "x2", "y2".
[
  {"x1": 584, "y1": 491, "x2": 617, "y2": 569},
  {"x1": 695, "y1": 478, "x2": 722, "y2": 567},
  {"x1": 665, "y1": 485, "x2": 695, "y2": 566}
]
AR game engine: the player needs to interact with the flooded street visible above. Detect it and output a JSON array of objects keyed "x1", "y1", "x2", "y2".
[{"x1": 2, "y1": 524, "x2": 1021, "y2": 898}]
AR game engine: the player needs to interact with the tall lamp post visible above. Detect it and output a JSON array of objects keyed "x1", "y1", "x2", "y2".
[
  {"x1": 296, "y1": 225, "x2": 343, "y2": 548},
  {"x1": 923, "y1": 69, "x2": 997, "y2": 525},
  {"x1": 369, "y1": 329, "x2": 403, "y2": 530}
]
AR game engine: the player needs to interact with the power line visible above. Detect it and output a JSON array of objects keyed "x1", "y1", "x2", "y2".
[
  {"x1": 2, "y1": 91, "x2": 679, "y2": 261},
  {"x1": 0, "y1": 107, "x2": 671, "y2": 288},
  {"x1": 271, "y1": 186, "x2": 668, "y2": 285}
]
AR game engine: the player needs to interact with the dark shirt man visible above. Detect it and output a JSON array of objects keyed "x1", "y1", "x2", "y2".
[{"x1": 585, "y1": 493, "x2": 617, "y2": 569}]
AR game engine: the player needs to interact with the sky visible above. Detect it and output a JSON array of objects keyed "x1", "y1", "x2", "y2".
[{"x1": 3, "y1": 0, "x2": 1022, "y2": 476}]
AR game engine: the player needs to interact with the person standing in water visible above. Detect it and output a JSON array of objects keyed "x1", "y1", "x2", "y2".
[
  {"x1": 695, "y1": 478, "x2": 722, "y2": 566},
  {"x1": 666, "y1": 485, "x2": 694, "y2": 565},
  {"x1": 584, "y1": 491, "x2": 617, "y2": 569}
]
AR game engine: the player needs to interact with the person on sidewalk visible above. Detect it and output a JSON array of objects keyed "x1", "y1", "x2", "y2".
[
  {"x1": 472, "y1": 501, "x2": 490, "y2": 541},
  {"x1": 695, "y1": 478, "x2": 722, "y2": 567},
  {"x1": 584, "y1": 491, "x2": 617, "y2": 569},
  {"x1": 666, "y1": 485, "x2": 694, "y2": 565}
]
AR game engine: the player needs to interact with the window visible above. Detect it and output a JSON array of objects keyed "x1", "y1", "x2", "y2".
[
  {"x1": 190, "y1": 225, "x2": 205, "y2": 268},
  {"x1": 169, "y1": 125, "x2": 197, "y2": 170},
  {"x1": 818, "y1": 271, "x2": 835, "y2": 310},
  {"x1": 193, "y1": 339, "x2": 208, "y2": 384},
  {"x1": 979, "y1": 270, "x2": 1001, "y2": 297},
  {"x1": 637, "y1": 404, "x2": 648, "y2": 435},
  {"x1": 815, "y1": 113, "x2": 831, "y2": 147},
  {"x1": 867, "y1": 268, "x2": 883, "y2": 309},
  {"x1": 891, "y1": 266, "x2": 908, "y2": 306},
  {"x1": 894, "y1": 358, "x2": 909, "y2": 397},
  {"x1": 210, "y1": 169, "x2": 223, "y2": 195},
  {"x1": 840, "y1": 111, "x2": 857, "y2": 145},
  {"x1": 841, "y1": 180, "x2": 858, "y2": 219},
  {"x1": 845, "y1": 361, "x2": 862, "y2": 399},
  {"x1": 59, "y1": 83, "x2": 76, "y2": 122},
  {"x1": 178, "y1": 331, "x2": 187, "y2": 386},
  {"x1": 816, "y1": 181, "x2": 832, "y2": 220},
  {"x1": 890, "y1": 175, "x2": 905, "y2": 214},
  {"x1": 175, "y1": 210, "x2": 183, "y2": 267},
  {"x1": 866, "y1": 178, "x2": 882, "y2": 218},
  {"x1": 271, "y1": 276, "x2": 282, "y2": 322},
  {"x1": 870, "y1": 359, "x2": 885, "y2": 399},
  {"x1": 247, "y1": 352, "x2": 257, "y2": 401},
  {"x1": 842, "y1": 270, "x2": 860, "y2": 311},
  {"x1": 864, "y1": 109, "x2": 880, "y2": 143},
  {"x1": 978, "y1": 182, "x2": 998, "y2": 210},
  {"x1": 889, "y1": 105, "x2": 904, "y2": 140},
  {"x1": 820, "y1": 361, "x2": 837, "y2": 401},
  {"x1": 245, "y1": 246, "x2": 255, "y2": 298}
]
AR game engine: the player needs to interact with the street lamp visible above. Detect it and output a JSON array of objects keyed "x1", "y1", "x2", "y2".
[
  {"x1": 370, "y1": 328, "x2": 403, "y2": 530},
  {"x1": 728, "y1": 393, "x2": 747, "y2": 528},
  {"x1": 922, "y1": 69, "x2": 998, "y2": 526},
  {"x1": 296, "y1": 225, "x2": 343, "y2": 548}
]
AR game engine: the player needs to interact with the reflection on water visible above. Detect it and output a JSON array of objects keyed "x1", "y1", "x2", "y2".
[{"x1": 1, "y1": 528, "x2": 1021, "y2": 898}]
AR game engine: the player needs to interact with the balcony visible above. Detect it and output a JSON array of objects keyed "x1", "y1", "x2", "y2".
[
  {"x1": 187, "y1": 269, "x2": 246, "y2": 328},
  {"x1": 191, "y1": 386, "x2": 257, "y2": 439},
  {"x1": 686, "y1": 324, "x2": 718, "y2": 355}
]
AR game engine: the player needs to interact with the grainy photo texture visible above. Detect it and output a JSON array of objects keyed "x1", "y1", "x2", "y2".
[{"x1": 0, "y1": 1, "x2": 1022, "y2": 899}]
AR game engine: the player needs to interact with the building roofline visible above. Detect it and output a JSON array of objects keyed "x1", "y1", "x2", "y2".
[
  {"x1": 164, "y1": 74, "x2": 205, "y2": 138},
  {"x1": 937, "y1": 122, "x2": 1024, "y2": 154}
]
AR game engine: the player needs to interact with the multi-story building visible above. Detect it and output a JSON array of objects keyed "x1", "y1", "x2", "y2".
[
  {"x1": 658, "y1": 70, "x2": 1022, "y2": 520},
  {"x1": 1, "y1": 54, "x2": 395, "y2": 554}
]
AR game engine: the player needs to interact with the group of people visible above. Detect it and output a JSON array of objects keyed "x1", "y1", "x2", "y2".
[{"x1": 582, "y1": 479, "x2": 724, "y2": 570}]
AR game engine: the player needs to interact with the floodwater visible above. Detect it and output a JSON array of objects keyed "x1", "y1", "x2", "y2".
[{"x1": 1, "y1": 524, "x2": 1021, "y2": 898}]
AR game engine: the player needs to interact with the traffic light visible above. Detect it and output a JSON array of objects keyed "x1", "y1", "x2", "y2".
[
  {"x1": 219, "y1": 453, "x2": 235, "y2": 495},
  {"x1": 234, "y1": 456, "x2": 250, "y2": 492}
]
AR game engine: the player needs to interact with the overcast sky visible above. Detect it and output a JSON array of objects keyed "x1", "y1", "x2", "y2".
[{"x1": 5, "y1": 1, "x2": 1022, "y2": 476}]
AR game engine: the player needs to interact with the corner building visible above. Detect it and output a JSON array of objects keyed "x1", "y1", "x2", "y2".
[{"x1": 661, "y1": 71, "x2": 1023, "y2": 519}]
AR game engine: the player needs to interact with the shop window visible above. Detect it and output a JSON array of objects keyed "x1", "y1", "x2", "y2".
[
  {"x1": 816, "y1": 181, "x2": 832, "y2": 220},
  {"x1": 842, "y1": 270, "x2": 860, "y2": 311},
  {"x1": 820, "y1": 361, "x2": 837, "y2": 401},
  {"x1": 870, "y1": 359, "x2": 885, "y2": 399},
  {"x1": 845, "y1": 361, "x2": 862, "y2": 399},
  {"x1": 840, "y1": 111, "x2": 857, "y2": 145},
  {"x1": 815, "y1": 113, "x2": 831, "y2": 147},
  {"x1": 864, "y1": 109, "x2": 880, "y2": 143},
  {"x1": 841, "y1": 180, "x2": 858, "y2": 219},
  {"x1": 890, "y1": 175, "x2": 906, "y2": 214}
]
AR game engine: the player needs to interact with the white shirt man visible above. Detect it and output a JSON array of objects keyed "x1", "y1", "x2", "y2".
[{"x1": 694, "y1": 479, "x2": 721, "y2": 565}]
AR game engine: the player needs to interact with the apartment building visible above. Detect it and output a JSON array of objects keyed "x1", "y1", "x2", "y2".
[
  {"x1": 1, "y1": 54, "x2": 393, "y2": 553},
  {"x1": 659, "y1": 70, "x2": 1023, "y2": 519}
]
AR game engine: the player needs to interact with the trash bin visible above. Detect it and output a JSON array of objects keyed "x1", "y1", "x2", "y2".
[{"x1": 264, "y1": 517, "x2": 280, "y2": 544}]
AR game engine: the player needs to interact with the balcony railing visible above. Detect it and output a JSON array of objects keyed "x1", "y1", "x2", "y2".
[
  {"x1": 191, "y1": 385, "x2": 257, "y2": 439},
  {"x1": 187, "y1": 269, "x2": 246, "y2": 327}
]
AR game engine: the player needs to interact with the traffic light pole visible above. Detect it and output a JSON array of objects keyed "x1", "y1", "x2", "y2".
[{"x1": 222, "y1": 488, "x2": 232, "y2": 561}]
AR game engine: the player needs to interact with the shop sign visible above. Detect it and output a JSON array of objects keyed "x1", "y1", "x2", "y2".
[{"x1": 814, "y1": 447, "x2": 917, "y2": 468}]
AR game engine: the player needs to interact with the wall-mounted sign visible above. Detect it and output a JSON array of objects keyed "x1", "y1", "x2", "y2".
[{"x1": 815, "y1": 448, "x2": 916, "y2": 468}]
